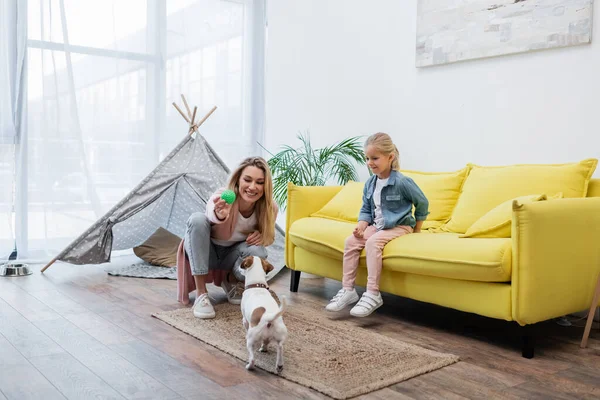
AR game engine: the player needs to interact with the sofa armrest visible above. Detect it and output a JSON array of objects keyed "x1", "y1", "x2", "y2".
[
  {"x1": 512, "y1": 197, "x2": 600, "y2": 325},
  {"x1": 285, "y1": 182, "x2": 342, "y2": 269}
]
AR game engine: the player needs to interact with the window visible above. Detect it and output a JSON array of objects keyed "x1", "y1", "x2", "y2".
[{"x1": 20, "y1": 0, "x2": 264, "y2": 258}]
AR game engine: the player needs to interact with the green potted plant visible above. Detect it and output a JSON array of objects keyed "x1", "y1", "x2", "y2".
[{"x1": 260, "y1": 131, "x2": 366, "y2": 210}]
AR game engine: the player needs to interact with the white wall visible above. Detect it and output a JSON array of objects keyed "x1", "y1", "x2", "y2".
[{"x1": 265, "y1": 0, "x2": 600, "y2": 179}]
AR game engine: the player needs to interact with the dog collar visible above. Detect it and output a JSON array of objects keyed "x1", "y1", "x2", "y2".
[{"x1": 245, "y1": 283, "x2": 269, "y2": 290}]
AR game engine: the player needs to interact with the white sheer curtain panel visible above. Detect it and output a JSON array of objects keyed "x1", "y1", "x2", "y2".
[
  {"x1": 20, "y1": 0, "x2": 265, "y2": 261},
  {"x1": 0, "y1": 0, "x2": 27, "y2": 260},
  {"x1": 163, "y1": 0, "x2": 266, "y2": 165},
  {"x1": 25, "y1": 0, "x2": 155, "y2": 260}
]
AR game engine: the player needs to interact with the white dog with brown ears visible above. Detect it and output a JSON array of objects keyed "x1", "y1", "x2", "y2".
[{"x1": 239, "y1": 255, "x2": 287, "y2": 373}]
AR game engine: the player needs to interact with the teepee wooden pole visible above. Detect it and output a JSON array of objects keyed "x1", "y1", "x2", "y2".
[
  {"x1": 191, "y1": 106, "x2": 197, "y2": 126},
  {"x1": 181, "y1": 94, "x2": 192, "y2": 119},
  {"x1": 40, "y1": 256, "x2": 58, "y2": 273},
  {"x1": 172, "y1": 96, "x2": 217, "y2": 135},
  {"x1": 192, "y1": 106, "x2": 217, "y2": 132},
  {"x1": 172, "y1": 102, "x2": 191, "y2": 124},
  {"x1": 581, "y1": 272, "x2": 600, "y2": 348}
]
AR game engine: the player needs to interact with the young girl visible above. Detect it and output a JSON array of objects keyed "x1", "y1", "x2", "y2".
[
  {"x1": 326, "y1": 133, "x2": 429, "y2": 317},
  {"x1": 181, "y1": 157, "x2": 277, "y2": 319}
]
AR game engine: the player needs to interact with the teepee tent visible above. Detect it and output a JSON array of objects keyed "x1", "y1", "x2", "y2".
[{"x1": 41, "y1": 97, "x2": 285, "y2": 275}]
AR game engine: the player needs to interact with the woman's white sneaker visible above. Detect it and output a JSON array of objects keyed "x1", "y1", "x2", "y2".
[
  {"x1": 193, "y1": 293, "x2": 215, "y2": 319},
  {"x1": 325, "y1": 288, "x2": 359, "y2": 311},
  {"x1": 221, "y1": 279, "x2": 243, "y2": 305},
  {"x1": 350, "y1": 292, "x2": 383, "y2": 317}
]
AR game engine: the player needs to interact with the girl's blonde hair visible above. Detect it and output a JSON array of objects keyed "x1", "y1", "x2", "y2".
[
  {"x1": 364, "y1": 132, "x2": 400, "y2": 171},
  {"x1": 227, "y1": 157, "x2": 276, "y2": 246}
]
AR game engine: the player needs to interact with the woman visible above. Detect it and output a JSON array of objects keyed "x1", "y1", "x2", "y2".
[{"x1": 177, "y1": 157, "x2": 278, "y2": 319}]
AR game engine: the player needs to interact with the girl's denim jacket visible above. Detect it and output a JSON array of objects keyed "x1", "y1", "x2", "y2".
[{"x1": 358, "y1": 170, "x2": 429, "y2": 229}]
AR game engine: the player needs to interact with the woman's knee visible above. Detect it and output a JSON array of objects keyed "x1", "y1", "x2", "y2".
[
  {"x1": 241, "y1": 244, "x2": 268, "y2": 259},
  {"x1": 187, "y1": 212, "x2": 210, "y2": 232}
]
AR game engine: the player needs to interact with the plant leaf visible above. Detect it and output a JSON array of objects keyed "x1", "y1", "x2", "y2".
[{"x1": 263, "y1": 133, "x2": 367, "y2": 209}]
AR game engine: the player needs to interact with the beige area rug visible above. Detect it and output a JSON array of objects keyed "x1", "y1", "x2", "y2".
[{"x1": 153, "y1": 300, "x2": 459, "y2": 399}]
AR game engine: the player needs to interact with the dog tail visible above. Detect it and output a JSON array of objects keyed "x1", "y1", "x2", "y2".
[{"x1": 257, "y1": 295, "x2": 286, "y2": 330}]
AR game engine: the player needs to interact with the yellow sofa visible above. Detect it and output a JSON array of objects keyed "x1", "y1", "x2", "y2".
[{"x1": 284, "y1": 160, "x2": 600, "y2": 358}]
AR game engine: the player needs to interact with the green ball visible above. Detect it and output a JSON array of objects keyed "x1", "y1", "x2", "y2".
[{"x1": 220, "y1": 189, "x2": 236, "y2": 204}]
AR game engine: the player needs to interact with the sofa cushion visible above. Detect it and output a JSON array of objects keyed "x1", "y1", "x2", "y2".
[
  {"x1": 460, "y1": 194, "x2": 545, "y2": 238},
  {"x1": 588, "y1": 179, "x2": 600, "y2": 197},
  {"x1": 422, "y1": 220, "x2": 443, "y2": 230},
  {"x1": 402, "y1": 167, "x2": 470, "y2": 223},
  {"x1": 442, "y1": 159, "x2": 598, "y2": 233},
  {"x1": 289, "y1": 217, "x2": 512, "y2": 282},
  {"x1": 461, "y1": 192, "x2": 564, "y2": 238},
  {"x1": 311, "y1": 181, "x2": 364, "y2": 222}
]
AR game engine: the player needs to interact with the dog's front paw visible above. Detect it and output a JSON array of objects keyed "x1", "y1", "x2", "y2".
[
  {"x1": 276, "y1": 364, "x2": 283, "y2": 374},
  {"x1": 246, "y1": 362, "x2": 255, "y2": 371}
]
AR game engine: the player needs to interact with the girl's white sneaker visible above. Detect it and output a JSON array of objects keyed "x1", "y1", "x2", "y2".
[
  {"x1": 325, "y1": 288, "x2": 359, "y2": 311},
  {"x1": 350, "y1": 292, "x2": 383, "y2": 317}
]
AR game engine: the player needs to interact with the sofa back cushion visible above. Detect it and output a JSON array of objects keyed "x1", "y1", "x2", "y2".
[
  {"x1": 460, "y1": 193, "x2": 563, "y2": 238},
  {"x1": 402, "y1": 167, "x2": 471, "y2": 224},
  {"x1": 442, "y1": 159, "x2": 598, "y2": 233},
  {"x1": 310, "y1": 167, "x2": 471, "y2": 225},
  {"x1": 310, "y1": 181, "x2": 364, "y2": 222}
]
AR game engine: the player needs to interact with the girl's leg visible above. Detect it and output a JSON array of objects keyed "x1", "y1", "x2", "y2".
[
  {"x1": 342, "y1": 226, "x2": 377, "y2": 289},
  {"x1": 364, "y1": 225, "x2": 413, "y2": 294},
  {"x1": 327, "y1": 226, "x2": 378, "y2": 312},
  {"x1": 350, "y1": 225, "x2": 413, "y2": 318},
  {"x1": 184, "y1": 212, "x2": 217, "y2": 297}
]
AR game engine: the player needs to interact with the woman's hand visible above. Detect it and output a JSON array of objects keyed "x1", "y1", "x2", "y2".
[
  {"x1": 353, "y1": 221, "x2": 369, "y2": 238},
  {"x1": 246, "y1": 230, "x2": 263, "y2": 246},
  {"x1": 213, "y1": 197, "x2": 232, "y2": 221}
]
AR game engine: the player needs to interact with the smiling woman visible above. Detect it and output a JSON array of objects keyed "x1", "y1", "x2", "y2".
[{"x1": 179, "y1": 156, "x2": 279, "y2": 320}]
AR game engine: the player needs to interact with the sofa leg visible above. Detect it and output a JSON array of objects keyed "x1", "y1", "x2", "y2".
[
  {"x1": 522, "y1": 333, "x2": 534, "y2": 359},
  {"x1": 290, "y1": 269, "x2": 301, "y2": 292}
]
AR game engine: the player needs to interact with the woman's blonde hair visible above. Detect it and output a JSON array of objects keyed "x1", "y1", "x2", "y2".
[
  {"x1": 364, "y1": 132, "x2": 400, "y2": 171},
  {"x1": 227, "y1": 157, "x2": 276, "y2": 246}
]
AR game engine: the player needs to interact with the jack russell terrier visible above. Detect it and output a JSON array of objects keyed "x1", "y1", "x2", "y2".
[{"x1": 240, "y1": 255, "x2": 288, "y2": 373}]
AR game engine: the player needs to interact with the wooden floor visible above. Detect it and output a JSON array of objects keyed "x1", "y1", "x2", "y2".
[{"x1": 0, "y1": 263, "x2": 599, "y2": 400}]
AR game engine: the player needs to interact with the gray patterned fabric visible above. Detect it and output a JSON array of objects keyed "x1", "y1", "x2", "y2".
[
  {"x1": 108, "y1": 264, "x2": 178, "y2": 279},
  {"x1": 53, "y1": 132, "x2": 286, "y2": 274}
]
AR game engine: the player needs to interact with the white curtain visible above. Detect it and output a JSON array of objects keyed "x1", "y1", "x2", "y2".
[
  {"x1": 0, "y1": 0, "x2": 27, "y2": 260},
  {"x1": 18, "y1": 0, "x2": 266, "y2": 261},
  {"x1": 164, "y1": 0, "x2": 266, "y2": 163}
]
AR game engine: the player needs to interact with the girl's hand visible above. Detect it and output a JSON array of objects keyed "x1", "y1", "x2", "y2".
[
  {"x1": 246, "y1": 230, "x2": 263, "y2": 246},
  {"x1": 353, "y1": 221, "x2": 368, "y2": 238},
  {"x1": 413, "y1": 220, "x2": 423, "y2": 234},
  {"x1": 213, "y1": 197, "x2": 232, "y2": 221}
]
